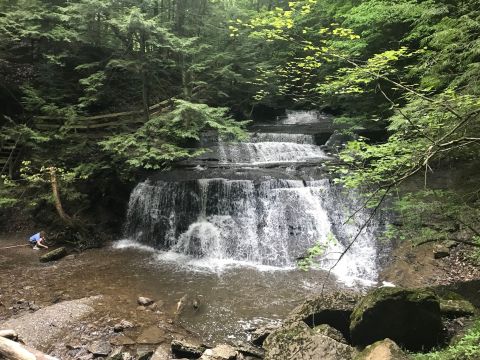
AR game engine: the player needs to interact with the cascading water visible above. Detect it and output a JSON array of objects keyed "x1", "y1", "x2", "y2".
[{"x1": 124, "y1": 111, "x2": 382, "y2": 284}]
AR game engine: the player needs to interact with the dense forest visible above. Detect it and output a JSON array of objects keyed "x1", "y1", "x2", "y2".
[
  {"x1": 1, "y1": 0, "x2": 479, "y2": 247},
  {"x1": 1, "y1": 0, "x2": 480, "y2": 358}
]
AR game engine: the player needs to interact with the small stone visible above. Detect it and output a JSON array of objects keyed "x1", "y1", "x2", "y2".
[
  {"x1": 88, "y1": 340, "x2": 112, "y2": 356},
  {"x1": 29, "y1": 303, "x2": 40, "y2": 311},
  {"x1": 151, "y1": 346, "x2": 170, "y2": 360},
  {"x1": 113, "y1": 320, "x2": 134, "y2": 332},
  {"x1": 433, "y1": 246, "x2": 450, "y2": 259},
  {"x1": 137, "y1": 297, "x2": 154, "y2": 306}
]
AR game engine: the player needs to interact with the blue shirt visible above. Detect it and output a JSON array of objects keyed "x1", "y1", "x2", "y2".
[{"x1": 29, "y1": 233, "x2": 41, "y2": 242}]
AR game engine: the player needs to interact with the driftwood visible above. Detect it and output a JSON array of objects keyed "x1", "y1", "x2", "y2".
[
  {"x1": 0, "y1": 335, "x2": 58, "y2": 360},
  {"x1": 0, "y1": 330, "x2": 18, "y2": 340}
]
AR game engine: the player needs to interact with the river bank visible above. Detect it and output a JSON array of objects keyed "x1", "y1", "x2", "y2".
[{"x1": 1, "y1": 231, "x2": 479, "y2": 359}]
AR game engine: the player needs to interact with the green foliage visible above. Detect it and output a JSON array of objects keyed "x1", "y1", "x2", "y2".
[
  {"x1": 298, "y1": 232, "x2": 338, "y2": 271},
  {"x1": 101, "y1": 100, "x2": 249, "y2": 170},
  {"x1": 414, "y1": 318, "x2": 480, "y2": 360},
  {"x1": 386, "y1": 190, "x2": 480, "y2": 246}
]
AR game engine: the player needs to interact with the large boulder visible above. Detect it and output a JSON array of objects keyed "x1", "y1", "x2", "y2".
[
  {"x1": 263, "y1": 320, "x2": 357, "y2": 360},
  {"x1": 288, "y1": 291, "x2": 360, "y2": 341},
  {"x1": 354, "y1": 339, "x2": 410, "y2": 360},
  {"x1": 350, "y1": 287, "x2": 442, "y2": 351}
]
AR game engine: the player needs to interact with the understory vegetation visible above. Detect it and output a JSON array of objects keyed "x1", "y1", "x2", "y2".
[{"x1": 414, "y1": 319, "x2": 480, "y2": 360}]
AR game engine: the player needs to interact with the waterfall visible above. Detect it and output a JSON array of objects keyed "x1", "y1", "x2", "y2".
[
  {"x1": 249, "y1": 133, "x2": 315, "y2": 144},
  {"x1": 216, "y1": 142, "x2": 328, "y2": 165},
  {"x1": 123, "y1": 111, "x2": 381, "y2": 284},
  {"x1": 277, "y1": 110, "x2": 331, "y2": 125}
]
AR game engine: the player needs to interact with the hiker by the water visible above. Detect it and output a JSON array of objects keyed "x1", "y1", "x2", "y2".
[{"x1": 28, "y1": 231, "x2": 48, "y2": 250}]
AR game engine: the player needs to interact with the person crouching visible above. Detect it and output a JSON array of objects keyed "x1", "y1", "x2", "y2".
[{"x1": 28, "y1": 231, "x2": 49, "y2": 250}]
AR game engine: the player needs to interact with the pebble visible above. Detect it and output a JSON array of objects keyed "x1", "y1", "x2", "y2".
[{"x1": 137, "y1": 297, "x2": 154, "y2": 306}]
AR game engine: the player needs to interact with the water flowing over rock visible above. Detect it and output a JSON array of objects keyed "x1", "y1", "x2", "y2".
[{"x1": 123, "y1": 110, "x2": 384, "y2": 284}]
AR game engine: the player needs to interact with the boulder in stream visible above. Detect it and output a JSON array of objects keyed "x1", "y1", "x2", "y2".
[
  {"x1": 263, "y1": 320, "x2": 357, "y2": 360},
  {"x1": 39, "y1": 247, "x2": 67, "y2": 262},
  {"x1": 350, "y1": 287, "x2": 442, "y2": 351},
  {"x1": 288, "y1": 291, "x2": 360, "y2": 341}
]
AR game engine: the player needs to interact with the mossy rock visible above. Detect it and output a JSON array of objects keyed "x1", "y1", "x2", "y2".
[
  {"x1": 440, "y1": 299, "x2": 476, "y2": 318},
  {"x1": 350, "y1": 287, "x2": 442, "y2": 351},
  {"x1": 264, "y1": 321, "x2": 357, "y2": 360},
  {"x1": 288, "y1": 291, "x2": 360, "y2": 341},
  {"x1": 429, "y1": 288, "x2": 476, "y2": 318},
  {"x1": 40, "y1": 247, "x2": 67, "y2": 262},
  {"x1": 313, "y1": 324, "x2": 348, "y2": 344},
  {"x1": 354, "y1": 338, "x2": 410, "y2": 360}
]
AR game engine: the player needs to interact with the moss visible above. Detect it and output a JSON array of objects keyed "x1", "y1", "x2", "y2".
[{"x1": 350, "y1": 288, "x2": 437, "y2": 328}]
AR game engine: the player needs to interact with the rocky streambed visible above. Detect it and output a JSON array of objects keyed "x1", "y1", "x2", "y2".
[{"x1": 1, "y1": 232, "x2": 479, "y2": 360}]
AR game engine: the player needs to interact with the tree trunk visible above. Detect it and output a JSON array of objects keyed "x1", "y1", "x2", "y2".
[
  {"x1": 49, "y1": 167, "x2": 71, "y2": 223},
  {"x1": 0, "y1": 336, "x2": 58, "y2": 360},
  {"x1": 0, "y1": 336, "x2": 35, "y2": 360}
]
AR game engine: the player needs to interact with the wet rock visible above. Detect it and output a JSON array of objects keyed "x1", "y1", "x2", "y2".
[
  {"x1": 433, "y1": 245, "x2": 450, "y2": 259},
  {"x1": 231, "y1": 340, "x2": 264, "y2": 358},
  {"x1": 249, "y1": 325, "x2": 278, "y2": 346},
  {"x1": 288, "y1": 291, "x2": 360, "y2": 341},
  {"x1": 151, "y1": 346, "x2": 170, "y2": 360},
  {"x1": 137, "y1": 297, "x2": 154, "y2": 306},
  {"x1": 264, "y1": 320, "x2": 357, "y2": 360},
  {"x1": 136, "y1": 326, "x2": 167, "y2": 344},
  {"x1": 171, "y1": 339, "x2": 206, "y2": 358},
  {"x1": 136, "y1": 346, "x2": 155, "y2": 360},
  {"x1": 110, "y1": 335, "x2": 136, "y2": 346},
  {"x1": 114, "y1": 320, "x2": 134, "y2": 332},
  {"x1": 107, "y1": 346, "x2": 123, "y2": 359},
  {"x1": 29, "y1": 302, "x2": 40, "y2": 311},
  {"x1": 354, "y1": 338, "x2": 409, "y2": 360},
  {"x1": 39, "y1": 247, "x2": 67, "y2": 262},
  {"x1": 88, "y1": 340, "x2": 112, "y2": 356},
  {"x1": 2, "y1": 296, "x2": 100, "y2": 348},
  {"x1": 350, "y1": 287, "x2": 442, "y2": 351},
  {"x1": 200, "y1": 344, "x2": 237, "y2": 360}
]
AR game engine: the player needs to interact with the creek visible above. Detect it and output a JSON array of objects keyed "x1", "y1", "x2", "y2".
[{"x1": 117, "y1": 110, "x2": 387, "y2": 342}]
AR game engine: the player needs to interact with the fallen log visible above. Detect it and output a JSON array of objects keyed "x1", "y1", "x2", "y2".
[{"x1": 0, "y1": 335, "x2": 58, "y2": 360}]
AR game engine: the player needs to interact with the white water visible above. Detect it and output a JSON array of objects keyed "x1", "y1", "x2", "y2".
[
  {"x1": 249, "y1": 132, "x2": 315, "y2": 144},
  {"x1": 217, "y1": 142, "x2": 328, "y2": 165},
  {"x1": 125, "y1": 178, "x2": 379, "y2": 284},
  {"x1": 123, "y1": 111, "x2": 381, "y2": 285}
]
